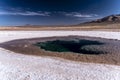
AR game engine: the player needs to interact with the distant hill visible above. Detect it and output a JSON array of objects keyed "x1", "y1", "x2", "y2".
[{"x1": 78, "y1": 14, "x2": 120, "y2": 26}]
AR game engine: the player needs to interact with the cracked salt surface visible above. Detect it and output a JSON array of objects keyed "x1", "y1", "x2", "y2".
[{"x1": 0, "y1": 31, "x2": 120, "y2": 80}]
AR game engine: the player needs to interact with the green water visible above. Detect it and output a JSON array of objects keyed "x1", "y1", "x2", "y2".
[
  {"x1": 38, "y1": 42, "x2": 69, "y2": 52},
  {"x1": 35, "y1": 39, "x2": 103, "y2": 54}
]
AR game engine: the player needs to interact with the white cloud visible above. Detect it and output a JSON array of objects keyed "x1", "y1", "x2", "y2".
[
  {"x1": 0, "y1": 8, "x2": 98, "y2": 18},
  {"x1": 64, "y1": 12, "x2": 98, "y2": 18},
  {"x1": 73, "y1": 14, "x2": 92, "y2": 18},
  {"x1": 0, "y1": 7, "x2": 51, "y2": 16},
  {"x1": 0, "y1": 11, "x2": 51, "y2": 16}
]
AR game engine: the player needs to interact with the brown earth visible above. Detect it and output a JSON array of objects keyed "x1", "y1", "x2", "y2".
[
  {"x1": 0, "y1": 36, "x2": 120, "y2": 65},
  {"x1": 0, "y1": 24, "x2": 120, "y2": 31}
]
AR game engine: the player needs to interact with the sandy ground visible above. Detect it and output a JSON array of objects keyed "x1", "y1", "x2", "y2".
[
  {"x1": 0, "y1": 31, "x2": 120, "y2": 80},
  {"x1": 0, "y1": 26, "x2": 120, "y2": 31}
]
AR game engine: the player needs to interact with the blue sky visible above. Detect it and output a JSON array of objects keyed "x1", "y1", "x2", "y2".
[{"x1": 0, "y1": 0, "x2": 120, "y2": 26}]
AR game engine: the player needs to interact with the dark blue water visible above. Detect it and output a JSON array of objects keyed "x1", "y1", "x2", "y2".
[{"x1": 35, "y1": 39, "x2": 104, "y2": 55}]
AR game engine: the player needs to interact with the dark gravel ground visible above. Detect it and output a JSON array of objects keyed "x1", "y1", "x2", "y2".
[{"x1": 0, "y1": 36, "x2": 120, "y2": 65}]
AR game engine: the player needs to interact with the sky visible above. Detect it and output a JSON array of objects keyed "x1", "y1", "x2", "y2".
[{"x1": 0, "y1": 0, "x2": 120, "y2": 26}]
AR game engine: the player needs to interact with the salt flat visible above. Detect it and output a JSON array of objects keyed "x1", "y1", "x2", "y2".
[
  {"x1": 0, "y1": 31, "x2": 120, "y2": 43},
  {"x1": 0, "y1": 31, "x2": 120, "y2": 80}
]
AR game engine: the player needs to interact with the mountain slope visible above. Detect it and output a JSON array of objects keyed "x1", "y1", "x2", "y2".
[
  {"x1": 79, "y1": 14, "x2": 120, "y2": 26},
  {"x1": 91, "y1": 14, "x2": 120, "y2": 23}
]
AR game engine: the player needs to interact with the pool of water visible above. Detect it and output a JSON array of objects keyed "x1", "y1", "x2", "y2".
[{"x1": 35, "y1": 39, "x2": 104, "y2": 55}]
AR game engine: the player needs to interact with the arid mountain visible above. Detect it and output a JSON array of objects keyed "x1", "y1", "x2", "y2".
[
  {"x1": 91, "y1": 14, "x2": 120, "y2": 23},
  {"x1": 79, "y1": 14, "x2": 120, "y2": 26}
]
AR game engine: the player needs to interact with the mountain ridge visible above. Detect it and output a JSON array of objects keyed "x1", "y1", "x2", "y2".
[{"x1": 78, "y1": 14, "x2": 120, "y2": 26}]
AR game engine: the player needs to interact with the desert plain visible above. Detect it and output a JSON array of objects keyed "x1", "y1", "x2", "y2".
[{"x1": 0, "y1": 25, "x2": 120, "y2": 80}]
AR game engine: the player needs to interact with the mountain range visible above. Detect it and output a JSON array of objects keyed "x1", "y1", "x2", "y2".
[{"x1": 79, "y1": 14, "x2": 120, "y2": 26}]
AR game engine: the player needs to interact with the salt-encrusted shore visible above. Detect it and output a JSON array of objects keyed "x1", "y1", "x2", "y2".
[{"x1": 0, "y1": 31, "x2": 120, "y2": 80}]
